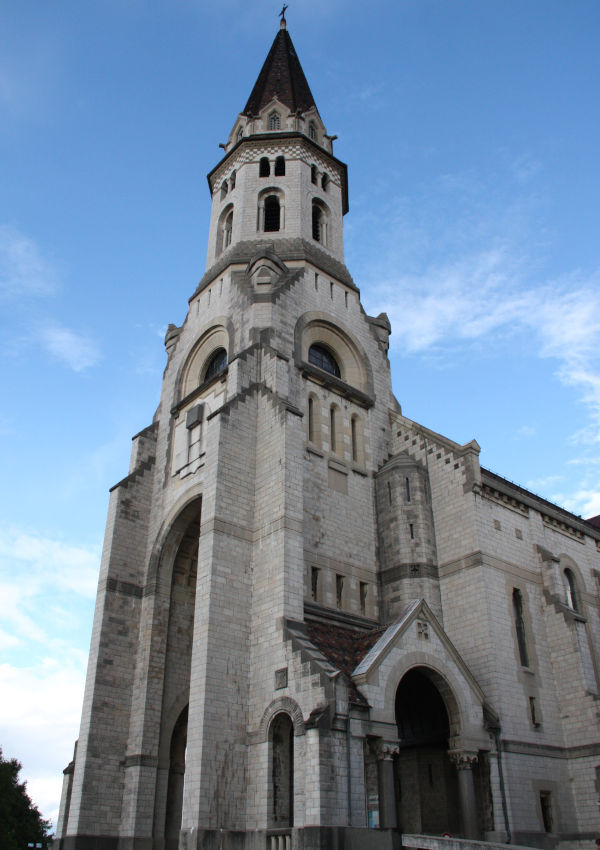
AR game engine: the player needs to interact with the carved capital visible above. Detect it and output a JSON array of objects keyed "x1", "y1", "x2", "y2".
[
  {"x1": 373, "y1": 739, "x2": 399, "y2": 760},
  {"x1": 448, "y1": 750, "x2": 478, "y2": 770}
]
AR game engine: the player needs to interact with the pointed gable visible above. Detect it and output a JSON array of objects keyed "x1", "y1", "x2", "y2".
[{"x1": 243, "y1": 27, "x2": 319, "y2": 118}]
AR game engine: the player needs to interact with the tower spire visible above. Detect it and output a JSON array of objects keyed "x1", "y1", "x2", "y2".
[{"x1": 243, "y1": 21, "x2": 317, "y2": 117}]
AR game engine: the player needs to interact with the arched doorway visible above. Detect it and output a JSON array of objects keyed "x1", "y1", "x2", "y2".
[
  {"x1": 270, "y1": 713, "x2": 294, "y2": 827},
  {"x1": 394, "y1": 668, "x2": 460, "y2": 835}
]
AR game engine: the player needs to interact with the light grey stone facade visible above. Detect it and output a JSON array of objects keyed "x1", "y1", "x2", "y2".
[{"x1": 55, "y1": 19, "x2": 600, "y2": 850}]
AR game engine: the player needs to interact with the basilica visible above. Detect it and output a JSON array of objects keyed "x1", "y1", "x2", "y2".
[{"x1": 55, "y1": 17, "x2": 600, "y2": 850}]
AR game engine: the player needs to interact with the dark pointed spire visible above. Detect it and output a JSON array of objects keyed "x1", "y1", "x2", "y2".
[{"x1": 243, "y1": 25, "x2": 318, "y2": 117}]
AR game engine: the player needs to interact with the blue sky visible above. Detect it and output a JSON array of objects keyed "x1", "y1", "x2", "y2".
[{"x1": 1, "y1": 0, "x2": 599, "y2": 828}]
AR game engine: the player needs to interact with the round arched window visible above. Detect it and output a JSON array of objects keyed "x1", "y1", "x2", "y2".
[
  {"x1": 308, "y1": 344, "x2": 340, "y2": 378},
  {"x1": 203, "y1": 348, "x2": 227, "y2": 382}
]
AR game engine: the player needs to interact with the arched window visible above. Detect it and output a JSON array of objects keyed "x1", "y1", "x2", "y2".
[
  {"x1": 259, "y1": 157, "x2": 270, "y2": 177},
  {"x1": 237, "y1": 127, "x2": 243, "y2": 142},
  {"x1": 223, "y1": 209, "x2": 233, "y2": 249},
  {"x1": 230, "y1": 170, "x2": 236, "y2": 189},
  {"x1": 308, "y1": 344, "x2": 340, "y2": 378},
  {"x1": 512, "y1": 588, "x2": 529, "y2": 667},
  {"x1": 309, "y1": 122, "x2": 317, "y2": 141},
  {"x1": 216, "y1": 206, "x2": 233, "y2": 255},
  {"x1": 311, "y1": 164, "x2": 318, "y2": 185},
  {"x1": 220, "y1": 180, "x2": 228, "y2": 201},
  {"x1": 275, "y1": 156, "x2": 285, "y2": 176},
  {"x1": 270, "y1": 713, "x2": 293, "y2": 827},
  {"x1": 264, "y1": 195, "x2": 281, "y2": 232},
  {"x1": 563, "y1": 568, "x2": 579, "y2": 612},
  {"x1": 203, "y1": 348, "x2": 227, "y2": 382},
  {"x1": 312, "y1": 203, "x2": 323, "y2": 243},
  {"x1": 268, "y1": 111, "x2": 281, "y2": 130},
  {"x1": 321, "y1": 173, "x2": 329, "y2": 191}
]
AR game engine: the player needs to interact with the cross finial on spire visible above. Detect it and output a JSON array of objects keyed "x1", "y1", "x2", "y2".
[{"x1": 279, "y1": 4, "x2": 288, "y2": 29}]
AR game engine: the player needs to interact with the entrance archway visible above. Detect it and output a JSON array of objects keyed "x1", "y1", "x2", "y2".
[{"x1": 394, "y1": 668, "x2": 460, "y2": 835}]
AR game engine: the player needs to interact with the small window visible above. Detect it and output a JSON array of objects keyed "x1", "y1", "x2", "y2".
[
  {"x1": 406, "y1": 476, "x2": 411, "y2": 502},
  {"x1": 513, "y1": 588, "x2": 529, "y2": 668},
  {"x1": 311, "y1": 164, "x2": 317, "y2": 185},
  {"x1": 259, "y1": 157, "x2": 270, "y2": 177},
  {"x1": 351, "y1": 417, "x2": 358, "y2": 462},
  {"x1": 220, "y1": 180, "x2": 228, "y2": 200},
  {"x1": 203, "y1": 348, "x2": 227, "y2": 382},
  {"x1": 308, "y1": 344, "x2": 340, "y2": 378},
  {"x1": 329, "y1": 406, "x2": 337, "y2": 453},
  {"x1": 275, "y1": 156, "x2": 285, "y2": 176},
  {"x1": 268, "y1": 111, "x2": 280, "y2": 130},
  {"x1": 311, "y1": 567, "x2": 319, "y2": 601},
  {"x1": 237, "y1": 127, "x2": 243, "y2": 142},
  {"x1": 563, "y1": 568, "x2": 579, "y2": 612},
  {"x1": 539, "y1": 791, "x2": 553, "y2": 833},
  {"x1": 360, "y1": 582, "x2": 368, "y2": 615},
  {"x1": 321, "y1": 173, "x2": 329, "y2": 191},
  {"x1": 230, "y1": 170, "x2": 236, "y2": 189},
  {"x1": 529, "y1": 696, "x2": 540, "y2": 728},
  {"x1": 309, "y1": 122, "x2": 317, "y2": 141},
  {"x1": 264, "y1": 195, "x2": 281, "y2": 232},
  {"x1": 308, "y1": 396, "x2": 314, "y2": 442},
  {"x1": 336, "y1": 574, "x2": 344, "y2": 608}
]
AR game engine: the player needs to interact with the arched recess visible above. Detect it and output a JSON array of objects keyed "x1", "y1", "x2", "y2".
[
  {"x1": 269, "y1": 713, "x2": 294, "y2": 828},
  {"x1": 295, "y1": 313, "x2": 374, "y2": 399},
  {"x1": 307, "y1": 392, "x2": 322, "y2": 447},
  {"x1": 559, "y1": 555, "x2": 585, "y2": 612},
  {"x1": 164, "y1": 705, "x2": 188, "y2": 844},
  {"x1": 177, "y1": 320, "x2": 233, "y2": 402},
  {"x1": 257, "y1": 187, "x2": 285, "y2": 233},
  {"x1": 394, "y1": 668, "x2": 461, "y2": 836},
  {"x1": 216, "y1": 204, "x2": 233, "y2": 255},
  {"x1": 148, "y1": 497, "x2": 202, "y2": 841},
  {"x1": 312, "y1": 198, "x2": 329, "y2": 245}
]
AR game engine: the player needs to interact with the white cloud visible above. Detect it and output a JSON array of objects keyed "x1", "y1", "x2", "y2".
[
  {"x1": 38, "y1": 322, "x2": 101, "y2": 372},
  {"x1": 0, "y1": 658, "x2": 86, "y2": 828},
  {"x1": 517, "y1": 425, "x2": 536, "y2": 438},
  {"x1": 0, "y1": 225, "x2": 58, "y2": 298},
  {"x1": 0, "y1": 527, "x2": 99, "y2": 599}
]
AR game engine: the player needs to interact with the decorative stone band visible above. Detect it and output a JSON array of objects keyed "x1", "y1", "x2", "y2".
[{"x1": 448, "y1": 750, "x2": 478, "y2": 770}]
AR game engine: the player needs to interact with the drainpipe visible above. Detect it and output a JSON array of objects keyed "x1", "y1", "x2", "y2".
[
  {"x1": 494, "y1": 727, "x2": 511, "y2": 843},
  {"x1": 346, "y1": 700, "x2": 353, "y2": 827}
]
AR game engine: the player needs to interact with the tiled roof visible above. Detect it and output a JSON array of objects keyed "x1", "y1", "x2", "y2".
[
  {"x1": 305, "y1": 620, "x2": 385, "y2": 703},
  {"x1": 243, "y1": 28, "x2": 318, "y2": 117}
]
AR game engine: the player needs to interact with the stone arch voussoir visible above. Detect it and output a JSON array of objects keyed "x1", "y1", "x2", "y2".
[{"x1": 258, "y1": 696, "x2": 306, "y2": 743}]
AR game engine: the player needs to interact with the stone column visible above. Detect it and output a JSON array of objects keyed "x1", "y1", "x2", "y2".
[
  {"x1": 449, "y1": 750, "x2": 479, "y2": 839},
  {"x1": 376, "y1": 742, "x2": 399, "y2": 829}
]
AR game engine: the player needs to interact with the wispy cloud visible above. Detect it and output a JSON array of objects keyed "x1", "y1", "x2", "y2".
[
  {"x1": 38, "y1": 322, "x2": 101, "y2": 372},
  {"x1": 0, "y1": 225, "x2": 58, "y2": 298}
]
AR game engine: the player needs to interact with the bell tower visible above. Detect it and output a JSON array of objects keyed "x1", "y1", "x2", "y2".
[{"x1": 205, "y1": 12, "x2": 348, "y2": 268}]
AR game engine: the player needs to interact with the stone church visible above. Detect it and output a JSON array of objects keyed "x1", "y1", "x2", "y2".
[{"x1": 55, "y1": 17, "x2": 600, "y2": 850}]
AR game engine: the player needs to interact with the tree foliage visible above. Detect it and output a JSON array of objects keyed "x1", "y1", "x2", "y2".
[{"x1": 0, "y1": 747, "x2": 53, "y2": 850}]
